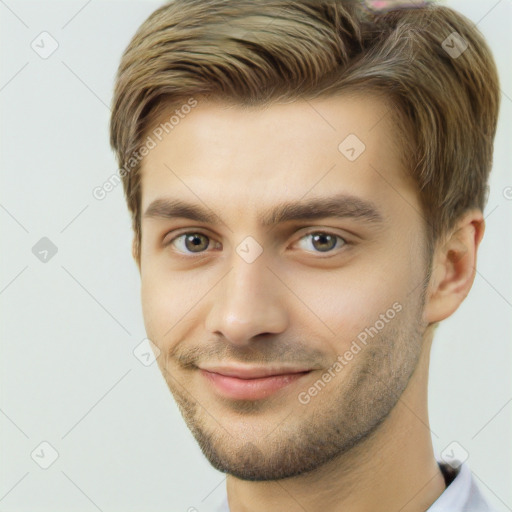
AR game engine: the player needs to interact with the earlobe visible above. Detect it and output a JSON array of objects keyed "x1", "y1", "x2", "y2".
[{"x1": 422, "y1": 211, "x2": 485, "y2": 325}]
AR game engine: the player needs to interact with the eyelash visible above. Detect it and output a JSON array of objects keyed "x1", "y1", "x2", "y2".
[{"x1": 164, "y1": 229, "x2": 349, "y2": 258}]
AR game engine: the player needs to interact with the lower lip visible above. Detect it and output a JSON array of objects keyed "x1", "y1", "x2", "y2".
[{"x1": 200, "y1": 369, "x2": 311, "y2": 400}]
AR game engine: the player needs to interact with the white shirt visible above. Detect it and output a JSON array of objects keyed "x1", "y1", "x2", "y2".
[{"x1": 208, "y1": 463, "x2": 496, "y2": 512}]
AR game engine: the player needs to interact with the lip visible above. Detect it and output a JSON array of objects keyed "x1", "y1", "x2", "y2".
[
  {"x1": 199, "y1": 367, "x2": 312, "y2": 400},
  {"x1": 200, "y1": 365, "x2": 312, "y2": 379}
]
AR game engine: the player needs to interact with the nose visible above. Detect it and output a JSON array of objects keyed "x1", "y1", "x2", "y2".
[{"x1": 204, "y1": 255, "x2": 289, "y2": 346}]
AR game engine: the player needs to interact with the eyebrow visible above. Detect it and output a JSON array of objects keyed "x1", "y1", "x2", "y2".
[{"x1": 143, "y1": 193, "x2": 385, "y2": 228}]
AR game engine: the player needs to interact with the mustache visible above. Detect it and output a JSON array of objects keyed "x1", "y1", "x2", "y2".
[{"x1": 170, "y1": 339, "x2": 327, "y2": 369}]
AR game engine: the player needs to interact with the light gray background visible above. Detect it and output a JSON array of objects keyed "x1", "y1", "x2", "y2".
[{"x1": 1, "y1": 1, "x2": 511, "y2": 511}]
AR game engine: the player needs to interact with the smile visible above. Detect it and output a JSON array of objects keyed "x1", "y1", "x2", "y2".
[{"x1": 199, "y1": 368, "x2": 312, "y2": 400}]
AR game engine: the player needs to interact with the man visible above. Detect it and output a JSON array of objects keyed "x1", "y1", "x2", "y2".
[{"x1": 109, "y1": 0, "x2": 500, "y2": 510}]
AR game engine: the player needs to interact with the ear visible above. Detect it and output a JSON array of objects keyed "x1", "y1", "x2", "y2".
[
  {"x1": 132, "y1": 236, "x2": 141, "y2": 272},
  {"x1": 422, "y1": 210, "x2": 485, "y2": 324}
]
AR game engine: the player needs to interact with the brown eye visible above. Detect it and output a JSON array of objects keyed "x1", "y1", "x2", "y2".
[
  {"x1": 171, "y1": 233, "x2": 210, "y2": 253},
  {"x1": 310, "y1": 233, "x2": 338, "y2": 252},
  {"x1": 295, "y1": 231, "x2": 346, "y2": 254}
]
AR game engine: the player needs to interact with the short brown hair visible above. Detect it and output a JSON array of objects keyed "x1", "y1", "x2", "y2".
[{"x1": 110, "y1": 0, "x2": 500, "y2": 260}]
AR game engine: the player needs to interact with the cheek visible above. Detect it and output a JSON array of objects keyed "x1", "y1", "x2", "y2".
[
  {"x1": 295, "y1": 281, "x2": 400, "y2": 348},
  {"x1": 139, "y1": 265, "x2": 214, "y2": 345},
  {"x1": 284, "y1": 255, "x2": 417, "y2": 351},
  {"x1": 140, "y1": 269, "x2": 179, "y2": 342}
]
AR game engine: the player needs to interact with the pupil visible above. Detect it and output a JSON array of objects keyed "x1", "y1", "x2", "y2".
[
  {"x1": 186, "y1": 234, "x2": 208, "y2": 252},
  {"x1": 313, "y1": 233, "x2": 335, "y2": 252}
]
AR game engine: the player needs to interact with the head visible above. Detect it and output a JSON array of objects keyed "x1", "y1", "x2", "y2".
[{"x1": 110, "y1": 0, "x2": 500, "y2": 480}]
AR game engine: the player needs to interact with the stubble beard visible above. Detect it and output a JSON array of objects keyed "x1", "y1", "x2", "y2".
[{"x1": 157, "y1": 290, "x2": 428, "y2": 482}]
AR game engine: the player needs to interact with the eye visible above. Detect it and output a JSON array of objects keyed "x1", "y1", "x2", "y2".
[
  {"x1": 293, "y1": 231, "x2": 347, "y2": 254},
  {"x1": 168, "y1": 232, "x2": 219, "y2": 254},
  {"x1": 165, "y1": 230, "x2": 347, "y2": 257}
]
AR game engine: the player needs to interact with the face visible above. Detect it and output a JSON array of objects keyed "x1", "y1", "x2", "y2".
[{"x1": 138, "y1": 95, "x2": 431, "y2": 480}]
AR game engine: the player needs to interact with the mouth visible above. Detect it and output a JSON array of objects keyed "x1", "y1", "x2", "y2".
[{"x1": 199, "y1": 366, "x2": 312, "y2": 400}]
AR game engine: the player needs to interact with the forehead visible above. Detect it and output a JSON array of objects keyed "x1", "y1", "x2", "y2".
[{"x1": 139, "y1": 94, "x2": 415, "y2": 221}]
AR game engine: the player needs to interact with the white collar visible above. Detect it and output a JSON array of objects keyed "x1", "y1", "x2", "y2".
[{"x1": 212, "y1": 462, "x2": 493, "y2": 512}]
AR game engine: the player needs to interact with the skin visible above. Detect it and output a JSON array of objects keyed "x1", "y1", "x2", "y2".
[{"x1": 136, "y1": 95, "x2": 484, "y2": 512}]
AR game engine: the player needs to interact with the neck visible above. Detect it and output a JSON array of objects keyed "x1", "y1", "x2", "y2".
[{"x1": 226, "y1": 338, "x2": 445, "y2": 512}]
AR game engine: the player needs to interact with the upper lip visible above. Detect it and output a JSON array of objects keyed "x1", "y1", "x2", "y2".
[{"x1": 199, "y1": 365, "x2": 312, "y2": 379}]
